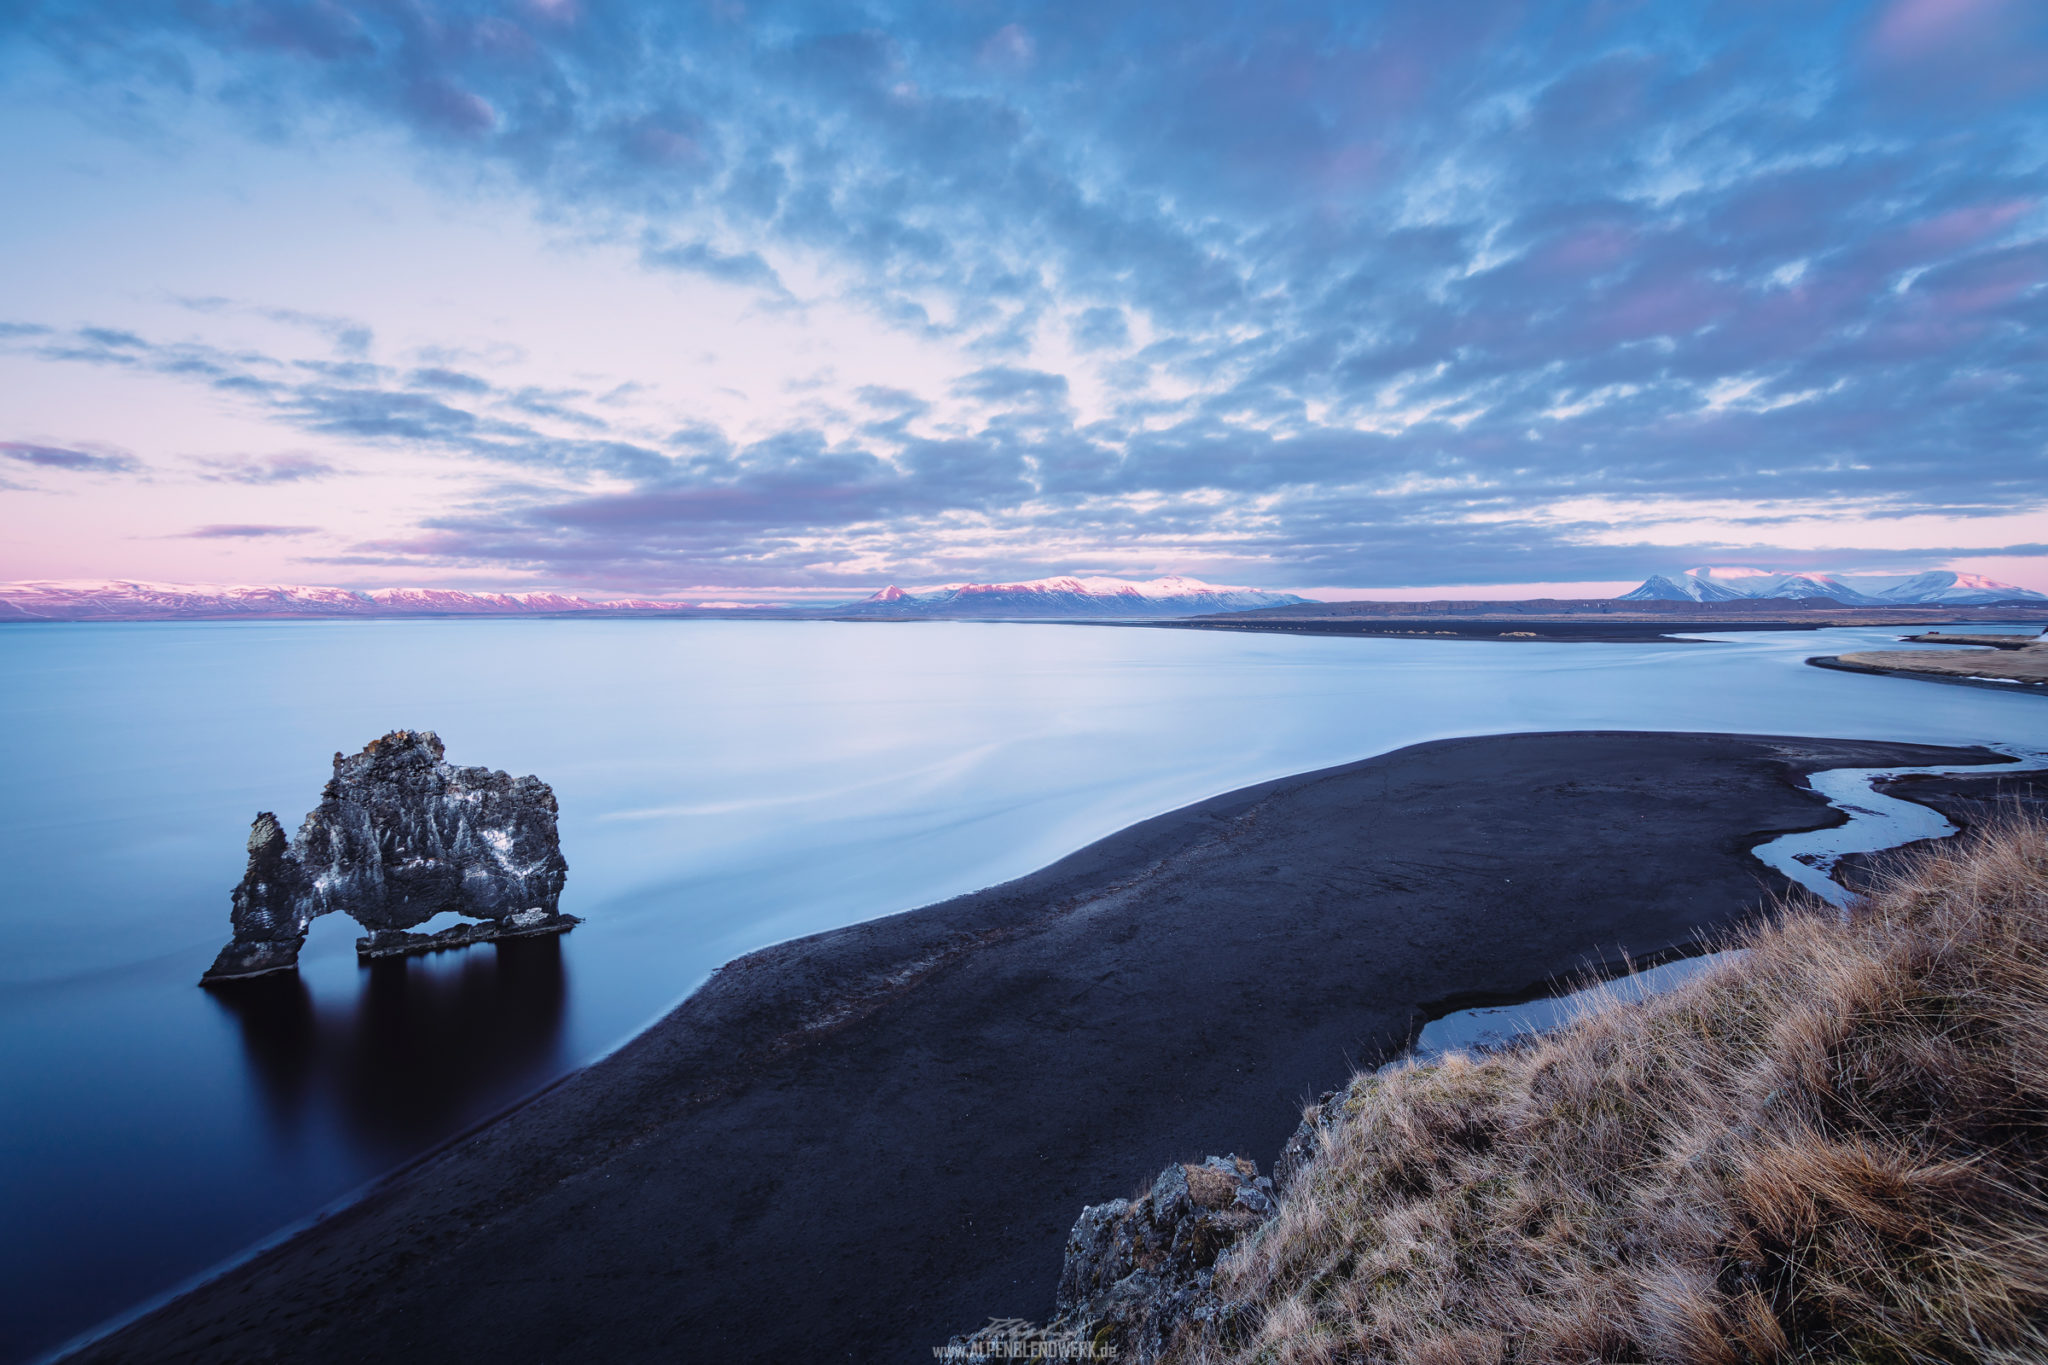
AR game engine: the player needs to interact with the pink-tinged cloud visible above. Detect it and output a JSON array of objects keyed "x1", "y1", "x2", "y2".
[
  {"x1": 1719, "y1": 268, "x2": 1876, "y2": 358},
  {"x1": 408, "y1": 81, "x2": 498, "y2": 135},
  {"x1": 179, "y1": 524, "x2": 319, "y2": 539},
  {"x1": 978, "y1": 24, "x2": 1035, "y2": 69},
  {"x1": 1593, "y1": 277, "x2": 1729, "y2": 343},
  {"x1": 1905, "y1": 200, "x2": 2035, "y2": 255},
  {"x1": 1866, "y1": 0, "x2": 2048, "y2": 97},
  {"x1": 1313, "y1": 141, "x2": 1387, "y2": 195},
  {"x1": 2, "y1": 441, "x2": 141, "y2": 474},
  {"x1": 1534, "y1": 224, "x2": 1638, "y2": 277},
  {"x1": 1871, "y1": 0, "x2": 2012, "y2": 59},
  {"x1": 625, "y1": 123, "x2": 707, "y2": 168},
  {"x1": 4, "y1": 0, "x2": 2046, "y2": 596},
  {"x1": 1916, "y1": 246, "x2": 2048, "y2": 317}
]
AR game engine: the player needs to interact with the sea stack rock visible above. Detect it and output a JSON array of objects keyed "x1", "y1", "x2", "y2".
[
  {"x1": 200, "y1": 731, "x2": 575, "y2": 985},
  {"x1": 203, "y1": 812, "x2": 317, "y2": 981}
]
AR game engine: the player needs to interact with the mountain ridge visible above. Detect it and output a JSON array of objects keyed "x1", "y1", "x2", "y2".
[
  {"x1": 0, "y1": 580, "x2": 712, "y2": 622},
  {"x1": 1618, "y1": 568, "x2": 2045, "y2": 606},
  {"x1": 7, "y1": 569, "x2": 2040, "y2": 623},
  {"x1": 0, "y1": 575, "x2": 1309, "y2": 622},
  {"x1": 833, "y1": 575, "x2": 1308, "y2": 619}
]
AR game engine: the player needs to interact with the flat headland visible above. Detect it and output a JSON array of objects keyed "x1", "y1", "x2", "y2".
[
  {"x1": 68, "y1": 731, "x2": 2004, "y2": 1364},
  {"x1": 1166, "y1": 598, "x2": 2048, "y2": 643},
  {"x1": 1901, "y1": 630, "x2": 2043, "y2": 648},
  {"x1": 1820, "y1": 636, "x2": 2048, "y2": 690}
]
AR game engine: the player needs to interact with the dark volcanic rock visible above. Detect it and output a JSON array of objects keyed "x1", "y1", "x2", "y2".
[
  {"x1": 1274, "y1": 1090, "x2": 1343, "y2": 1196},
  {"x1": 201, "y1": 812, "x2": 316, "y2": 982},
  {"x1": 299, "y1": 731, "x2": 569, "y2": 932},
  {"x1": 201, "y1": 731, "x2": 574, "y2": 984},
  {"x1": 950, "y1": 1155, "x2": 1274, "y2": 1360}
]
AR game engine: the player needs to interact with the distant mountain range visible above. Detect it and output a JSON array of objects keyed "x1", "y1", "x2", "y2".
[
  {"x1": 0, "y1": 580, "x2": 715, "y2": 622},
  {"x1": 0, "y1": 575, "x2": 1307, "y2": 622},
  {"x1": 9, "y1": 569, "x2": 2036, "y2": 625},
  {"x1": 1617, "y1": 568, "x2": 2046, "y2": 607},
  {"x1": 834, "y1": 575, "x2": 1308, "y2": 619}
]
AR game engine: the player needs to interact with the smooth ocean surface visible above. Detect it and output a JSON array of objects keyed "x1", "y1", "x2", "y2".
[{"x1": 1, "y1": 618, "x2": 2043, "y2": 1359}]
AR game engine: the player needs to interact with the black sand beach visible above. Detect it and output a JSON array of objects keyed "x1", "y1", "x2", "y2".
[
  {"x1": 70, "y1": 731, "x2": 2001, "y2": 1364},
  {"x1": 1873, "y1": 768, "x2": 2048, "y2": 826}
]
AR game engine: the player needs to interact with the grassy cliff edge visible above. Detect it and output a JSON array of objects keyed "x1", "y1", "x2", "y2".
[
  {"x1": 1174, "y1": 819, "x2": 2048, "y2": 1364},
  {"x1": 1064, "y1": 818, "x2": 2048, "y2": 1364}
]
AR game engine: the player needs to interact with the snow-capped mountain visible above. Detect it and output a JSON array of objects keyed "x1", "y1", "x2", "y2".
[
  {"x1": 1615, "y1": 573, "x2": 1751, "y2": 603},
  {"x1": 834, "y1": 575, "x2": 1308, "y2": 619},
  {"x1": 0, "y1": 575, "x2": 1308, "y2": 622},
  {"x1": 1871, "y1": 571, "x2": 2048, "y2": 605},
  {"x1": 1616, "y1": 568, "x2": 2044, "y2": 606},
  {"x1": 0, "y1": 580, "x2": 705, "y2": 621},
  {"x1": 1745, "y1": 572, "x2": 1887, "y2": 604}
]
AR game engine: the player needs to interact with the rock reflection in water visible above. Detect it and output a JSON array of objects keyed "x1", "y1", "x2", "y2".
[{"x1": 208, "y1": 937, "x2": 570, "y2": 1163}]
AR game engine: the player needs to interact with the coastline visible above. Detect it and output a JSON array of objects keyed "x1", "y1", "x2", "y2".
[
  {"x1": 1158, "y1": 600, "x2": 2048, "y2": 644},
  {"x1": 63, "y1": 731, "x2": 2005, "y2": 1364},
  {"x1": 1807, "y1": 654, "x2": 2048, "y2": 694},
  {"x1": 6, "y1": 603, "x2": 2046, "y2": 644}
]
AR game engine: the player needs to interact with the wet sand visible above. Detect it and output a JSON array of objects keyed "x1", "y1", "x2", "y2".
[
  {"x1": 1872, "y1": 769, "x2": 2048, "y2": 828},
  {"x1": 68, "y1": 732, "x2": 1999, "y2": 1364}
]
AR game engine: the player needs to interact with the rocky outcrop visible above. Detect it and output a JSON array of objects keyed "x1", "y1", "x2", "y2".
[
  {"x1": 947, "y1": 1155, "x2": 1277, "y2": 1361},
  {"x1": 946, "y1": 1096, "x2": 1356, "y2": 1362},
  {"x1": 201, "y1": 732, "x2": 575, "y2": 984},
  {"x1": 1273, "y1": 1089, "x2": 1343, "y2": 1195},
  {"x1": 203, "y1": 811, "x2": 318, "y2": 981}
]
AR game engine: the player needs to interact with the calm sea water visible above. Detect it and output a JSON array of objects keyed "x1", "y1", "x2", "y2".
[{"x1": 2, "y1": 618, "x2": 2043, "y2": 1359}]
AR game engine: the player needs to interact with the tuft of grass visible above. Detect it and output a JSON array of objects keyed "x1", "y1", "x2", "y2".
[{"x1": 1172, "y1": 817, "x2": 2048, "y2": 1364}]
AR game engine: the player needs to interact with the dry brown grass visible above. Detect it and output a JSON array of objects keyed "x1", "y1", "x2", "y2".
[
  {"x1": 1173, "y1": 819, "x2": 2048, "y2": 1365},
  {"x1": 1836, "y1": 643, "x2": 2048, "y2": 682}
]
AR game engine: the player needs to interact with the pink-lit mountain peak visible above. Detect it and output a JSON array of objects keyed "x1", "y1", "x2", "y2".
[
  {"x1": 1686, "y1": 567, "x2": 1860, "y2": 593},
  {"x1": 1623, "y1": 567, "x2": 2045, "y2": 605}
]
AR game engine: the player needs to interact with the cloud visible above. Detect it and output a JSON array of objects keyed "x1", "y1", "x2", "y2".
[
  {"x1": 1869, "y1": 0, "x2": 2039, "y2": 67},
  {"x1": 1863, "y1": 0, "x2": 2048, "y2": 103},
  {"x1": 408, "y1": 367, "x2": 491, "y2": 394},
  {"x1": 5, "y1": 2, "x2": 2047, "y2": 589},
  {"x1": 641, "y1": 238, "x2": 790, "y2": 296},
  {"x1": 179, "y1": 523, "x2": 320, "y2": 538},
  {"x1": 855, "y1": 385, "x2": 927, "y2": 413},
  {"x1": 175, "y1": 297, "x2": 375, "y2": 354},
  {"x1": 979, "y1": 24, "x2": 1035, "y2": 71},
  {"x1": 0, "y1": 325, "x2": 677, "y2": 484},
  {"x1": 196, "y1": 453, "x2": 339, "y2": 484},
  {"x1": 1070, "y1": 307, "x2": 1130, "y2": 352},
  {"x1": 1, "y1": 440, "x2": 142, "y2": 474},
  {"x1": 953, "y1": 366, "x2": 1069, "y2": 404}
]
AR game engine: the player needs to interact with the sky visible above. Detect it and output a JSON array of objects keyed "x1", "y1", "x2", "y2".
[{"x1": 0, "y1": 0, "x2": 2044, "y2": 600}]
